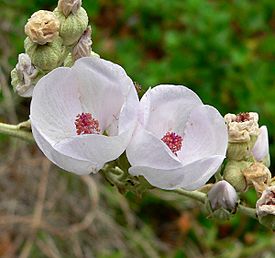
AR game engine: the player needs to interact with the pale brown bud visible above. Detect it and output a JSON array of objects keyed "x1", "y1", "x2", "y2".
[
  {"x1": 58, "y1": 0, "x2": 82, "y2": 17},
  {"x1": 243, "y1": 162, "x2": 271, "y2": 194},
  {"x1": 72, "y1": 26, "x2": 92, "y2": 61},
  {"x1": 25, "y1": 10, "x2": 60, "y2": 45},
  {"x1": 224, "y1": 112, "x2": 260, "y2": 143},
  {"x1": 256, "y1": 186, "x2": 275, "y2": 230}
]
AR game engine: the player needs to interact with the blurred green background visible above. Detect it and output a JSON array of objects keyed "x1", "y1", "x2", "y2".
[{"x1": 0, "y1": 0, "x2": 275, "y2": 257}]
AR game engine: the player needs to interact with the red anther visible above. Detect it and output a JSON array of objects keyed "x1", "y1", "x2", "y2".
[
  {"x1": 75, "y1": 112, "x2": 100, "y2": 135},
  {"x1": 161, "y1": 131, "x2": 183, "y2": 155},
  {"x1": 235, "y1": 112, "x2": 250, "y2": 122}
]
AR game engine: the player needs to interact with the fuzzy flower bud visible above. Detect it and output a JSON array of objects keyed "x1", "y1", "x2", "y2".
[
  {"x1": 72, "y1": 25, "x2": 92, "y2": 61},
  {"x1": 208, "y1": 180, "x2": 238, "y2": 211},
  {"x1": 24, "y1": 36, "x2": 67, "y2": 71},
  {"x1": 223, "y1": 160, "x2": 252, "y2": 192},
  {"x1": 58, "y1": 0, "x2": 82, "y2": 17},
  {"x1": 53, "y1": 7, "x2": 88, "y2": 46},
  {"x1": 243, "y1": 162, "x2": 271, "y2": 194},
  {"x1": 256, "y1": 186, "x2": 275, "y2": 230},
  {"x1": 11, "y1": 53, "x2": 42, "y2": 97},
  {"x1": 253, "y1": 126, "x2": 270, "y2": 167},
  {"x1": 225, "y1": 112, "x2": 260, "y2": 161},
  {"x1": 64, "y1": 50, "x2": 99, "y2": 67},
  {"x1": 25, "y1": 10, "x2": 60, "y2": 45}
]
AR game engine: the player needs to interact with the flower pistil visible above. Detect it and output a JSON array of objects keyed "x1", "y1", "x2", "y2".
[
  {"x1": 75, "y1": 112, "x2": 100, "y2": 135},
  {"x1": 161, "y1": 131, "x2": 183, "y2": 155}
]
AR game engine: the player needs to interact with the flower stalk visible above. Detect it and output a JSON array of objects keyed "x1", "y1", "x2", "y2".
[
  {"x1": 173, "y1": 187, "x2": 257, "y2": 219},
  {"x1": 0, "y1": 121, "x2": 34, "y2": 142}
]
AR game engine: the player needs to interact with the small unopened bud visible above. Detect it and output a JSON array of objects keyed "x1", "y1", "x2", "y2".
[
  {"x1": 208, "y1": 180, "x2": 238, "y2": 211},
  {"x1": 72, "y1": 26, "x2": 92, "y2": 61},
  {"x1": 256, "y1": 186, "x2": 275, "y2": 230},
  {"x1": 53, "y1": 7, "x2": 88, "y2": 46},
  {"x1": 25, "y1": 10, "x2": 60, "y2": 45},
  {"x1": 252, "y1": 126, "x2": 270, "y2": 167},
  {"x1": 24, "y1": 36, "x2": 67, "y2": 71},
  {"x1": 64, "y1": 50, "x2": 99, "y2": 67},
  {"x1": 58, "y1": 0, "x2": 82, "y2": 17},
  {"x1": 11, "y1": 53, "x2": 42, "y2": 97},
  {"x1": 243, "y1": 162, "x2": 271, "y2": 194}
]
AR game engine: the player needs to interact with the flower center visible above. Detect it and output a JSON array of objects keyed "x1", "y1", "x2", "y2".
[
  {"x1": 74, "y1": 112, "x2": 100, "y2": 135},
  {"x1": 235, "y1": 112, "x2": 250, "y2": 122},
  {"x1": 161, "y1": 131, "x2": 183, "y2": 155}
]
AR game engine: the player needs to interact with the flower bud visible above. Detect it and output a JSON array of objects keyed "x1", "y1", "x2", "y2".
[
  {"x1": 253, "y1": 126, "x2": 270, "y2": 167},
  {"x1": 223, "y1": 160, "x2": 252, "y2": 192},
  {"x1": 58, "y1": 0, "x2": 82, "y2": 17},
  {"x1": 243, "y1": 162, "x2": 271, "y2": 194},
  {"x1": 64, "y1": 50, "x2": 99, "y2": 67},
  {"x1": 225, "y1": 112, "x2": 259, "y2": 143},
  {"x1": 256, "y1": 186, "x2": 275, "y2": 230},
  {"x1": 24, "y1": 36, "x2": 67, "y2": 71},
  {"x1": 226, "y1": 142, "x2": 254, "y2": 161},
  {"x1": 208, "y1": 180, "x2": 238, "y2": 211},
  {"x1": 206, "y1": 206, "x2": 233, "y2": 220},
  {"x1": 225, "y1": 112, "x2": 260, "y2": 161},
  {"x1": 72, "y1": 26, "x2": 92, "y2": 61},
  {"x1": 25, "y1": 10, "x2": 60, "y2": 45},
  {"x1": 53, "y1": 7, "x2": 88, "y2": 46},
  {"x1": 11, "y1": 53, "x2": 43, "y2": 97}
]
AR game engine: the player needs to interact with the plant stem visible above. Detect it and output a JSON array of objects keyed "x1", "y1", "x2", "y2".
[
  {"x1": 237, "y1": 204, "x2": 257, "y2": 219},
  {"x1": 174, "y1": 188, "x2": 206, "y2": 203},
  {"x1": 0, "y1": 122, "x2": 34, "y2": 142},
  {"x1": 173, "y1": 188, "x2": 257, "y2": 220}
]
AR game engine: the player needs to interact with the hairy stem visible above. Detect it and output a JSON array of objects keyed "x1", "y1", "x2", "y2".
[
  {"x1": 237, "y1": 204, "x2": 257, "y2": 219},
  {"x1": 174, "y1": 188, "x2": 206, "y2": 203},
  {"x1": 0, "y1": 122, "x2": 34, "y2": 142},
  {"x1": 173, "y1": 188, "x2": 257, "y2": 220}
]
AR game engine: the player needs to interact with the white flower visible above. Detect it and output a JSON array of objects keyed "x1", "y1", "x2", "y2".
[
  {"x1": 208, "y1": 180, "x2": 238, "y2": 211},
  {"x1": 30, "y1": 56, "x2": 139, "y2": 175},
  {"x1": 126, "y1": 85, "x2": 228, "y2": 190},
  {"x1": 252, "y1": 126, "x2": 269, "y2": 162}
]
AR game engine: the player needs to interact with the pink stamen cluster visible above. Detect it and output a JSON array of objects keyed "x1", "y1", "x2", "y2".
[
  {"x1": 235, "y1": 112, "x2": 250, "y2": 122},
  {"x1": 161, "y1": 131, "x2": 183, "y2": 155},
  {"x1": 75, "y1": 112, "x2": 100, "y2": 135}
]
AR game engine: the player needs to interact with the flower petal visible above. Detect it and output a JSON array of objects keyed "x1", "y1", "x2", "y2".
[
  {"x1": 118, "y1": 81, "x2": 139, "y2": 134},
  {"x1": 177, "y1": 105, "x2": 228, "y2": 165},
  {"x1": 30, "y1": 67, "x2": 82, "y2": 144},
  {"x1": 54, "y1": 130, "x2": 135, "y2": 172},
  {"x1": 72, "y1": 57, "x2": 135, "y2": 131},
  {"x1": 126, "y1": 124, "x2": 182, "y2": 170},
  {"x1": 252, "y1": 125, "x2": 269, "y2": 162},
  {"x1": 129, "y1": 155, "x2": 225, "y2": 190},
  {"x1": 32, "y1": 124, "x2": 98, "y2": 175},
  {"x1": 140, "y1": 84, "x2": 203, "y2": 138}
]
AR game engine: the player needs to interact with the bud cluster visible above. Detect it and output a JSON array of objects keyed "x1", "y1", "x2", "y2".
[
  {"x1": 11, "y1": 0, "x2": 93, "y2": 97},
  {"x1": 217, "y1": 111, "x2": 275, "y2": 228}
]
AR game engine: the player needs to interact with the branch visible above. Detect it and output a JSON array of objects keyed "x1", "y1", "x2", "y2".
[
  {"x1": 0, "y1": 121, "x2": 34, "y2": 142},
  {"x1": 173, "y1": 188, "x2": 257, "y2": 219}
]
